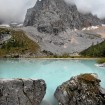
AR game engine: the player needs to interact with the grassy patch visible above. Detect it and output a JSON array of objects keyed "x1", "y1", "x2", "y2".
[
  {"x1": 63, "y1": 73, "x2": 100, "y2": 98},
  {"x1": 0, "y1": 28, "x2": 10, "y2": 35},
  {"x1": 77, "y1": 74, "x2": 100, "y2": 94},
  {"x1": 0, "y1": 28, "x2": 39, "y2": 57},
  {"x1": 78, "y1": 74, "x2": 97, "y2": 83},
  {"x1": 97, "y1": 58, "x2": 105, "y2": 64}
]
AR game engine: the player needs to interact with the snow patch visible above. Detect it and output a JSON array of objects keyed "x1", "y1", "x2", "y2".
[
  {"x1": 102, "y1": 24, "x2": 105, "y2": 27},
  {"x1": 82, "y1": 26, "x2": 99, "y2": 31},
  {"x1": 0, "y1": 24, "x2": 10, "y2": 27}
]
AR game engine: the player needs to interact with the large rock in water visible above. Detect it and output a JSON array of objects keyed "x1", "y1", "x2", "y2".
[
  {"x1": 55, "y1": 73, "x2": 105, "y2": 105},
  {"x1": 0, "y1": 79, "x2": 46, "y2": 105},
  {"x1": 24, "y1": 0, "x2": 102, "y2": 34}
]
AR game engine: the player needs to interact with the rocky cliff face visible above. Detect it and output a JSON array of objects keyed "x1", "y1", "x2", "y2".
[
  {"x1": 24, "y1": 0, "x2": 102, "y2": 34},
  {"x1": 0, "y1": 28, "x2": 11, "y2": 46},
  {"x1": 55, "y1": 73, "x2": 105, "y2": 105},
  {"x1": 23, "y1": 0, "x2": 104, "y2": 55},
  {"x1": 102, "y1": 19, "x2": 105, "y2": 24},
  {"x1": 0, "y1": 79, "x2": 46, "y2": 105}
]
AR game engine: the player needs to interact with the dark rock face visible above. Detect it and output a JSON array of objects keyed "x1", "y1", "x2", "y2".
[
  {"x1": 102, "y1": 19, "x2": 105, "y2": 24},
  {"x1": 0, "y1": 79, "x2": 46, "y2": 105},
  {"x1": 0, "y1": 20, "x2": 3, "y2": 24},
  {"x1": 55, "y1": 73, "x2": 105, "y2": 105},
  {"x1": 0, "y1": 29, "x2": 11, "y2": 46},
  {"x1": 24, "y1": 0, "x2": 102, "y2": 34}
]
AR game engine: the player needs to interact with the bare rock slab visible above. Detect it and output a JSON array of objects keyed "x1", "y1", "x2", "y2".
[{"x1": 0, "y1": 79, "x2": 46, "y2": 105}]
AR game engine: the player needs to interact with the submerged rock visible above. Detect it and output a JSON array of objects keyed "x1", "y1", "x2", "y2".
[
  {"x1": 55, "y1": 73, "x2": 105, "y2": 105},
  {"x1": 0, "y1": 79, "x2": 46, "y2": 105},
  {"x1": 96, "y1": 63, "x2": 105, "y2": 67}
]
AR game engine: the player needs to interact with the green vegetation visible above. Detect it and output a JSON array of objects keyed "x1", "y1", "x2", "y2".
[
  {"x1": 0, "y1": 28, "x2": 10, "y2": 35},
  {"x1": 64, "y1": 73, "x2": 100, "y2": 98},
  {"x1": 97, "y1": 58, "x2": 105, "y2": 64},
  {"x1": 80, "y1": 41, "x2": 105, "y2": 57},
  {"x1": 53, "y1": 53, "x2": 71, "y2": 58},
  {"x1": 78, "y1": 74, "x2": 97, "y2": 83},
  {"x1": 0, "y1": 28, "x2": 39, "y2": 57},
  {"x1": 78, "y1": 74, "x2": 100, "y2": 94}
]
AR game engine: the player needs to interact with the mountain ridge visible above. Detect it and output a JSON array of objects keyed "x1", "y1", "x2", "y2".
[
  {"x1": 24, "y1": 0, "x2": 102, "y2": 34},
  {"x1": 22, "y1": 0, "x2": 105, "y2": 56}
]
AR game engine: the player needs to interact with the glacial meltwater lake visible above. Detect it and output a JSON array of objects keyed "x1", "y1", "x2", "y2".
[{"x1": 0, "y1": 58, "x2": 105, "y2": 105}]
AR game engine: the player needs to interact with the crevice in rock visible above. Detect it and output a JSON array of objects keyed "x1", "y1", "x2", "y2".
[
  {"x1": 0, "y1": 79, "x2": 46, "y2": 105},
  {"x1": 18, "y1": 97, "x2": 20, "y2": 105},
  {"x1": 0, "y1": 88, "x2": 3, "y2": 97},
  {"x1": 19, "y1": 79, "x2": 33, "y2": 105}
]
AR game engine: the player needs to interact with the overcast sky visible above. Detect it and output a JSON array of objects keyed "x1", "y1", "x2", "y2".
[
  {"x1": 65, "y1": 0, "x2": 105, "y2": 18},
  {"x1": 0, "y1": 0, "x2": 105, "y2": 24},
  {"x1": 0, "y1": 0, "x2": 36, "y2": 23}
]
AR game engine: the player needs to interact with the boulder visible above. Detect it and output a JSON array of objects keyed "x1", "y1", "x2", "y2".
[
  {"x1": 55, "y1": 73, "x2": 105, "y2": 105},
  {"x1": 0, "y1": 79, "x2": 46, "y2": 105}
]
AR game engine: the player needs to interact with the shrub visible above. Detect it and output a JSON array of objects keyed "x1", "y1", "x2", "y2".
[
  {"x1": 97, "y1": 58, "x2": 105, "y2": 64},
  {"x1": 0, "y1": 28, "x2": 39, "y2": 57},
  {"x1": 80, "y1": 40, "x2": 105, "y2": 57}
]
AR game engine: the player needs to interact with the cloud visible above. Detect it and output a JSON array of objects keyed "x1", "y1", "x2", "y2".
[
  {"x1": 65, "y1": 0, "x2": 105, "y2": 19},
  {"x1": 0, "y1": 0, "x2": 105, "y2": 24},
  {"x1": 0, "y1": 0, "x2": 36, "y2": 23}
]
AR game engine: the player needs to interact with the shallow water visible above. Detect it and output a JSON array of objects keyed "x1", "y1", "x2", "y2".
[{"x1": 0, "y1": 58, "x2": 105, "y2": 105}]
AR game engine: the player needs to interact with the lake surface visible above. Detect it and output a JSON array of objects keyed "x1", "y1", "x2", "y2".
[{"x1": 0, "y1": 58, "x2": 105, "y2": 105}]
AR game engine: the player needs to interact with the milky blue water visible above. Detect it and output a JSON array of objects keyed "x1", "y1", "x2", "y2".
[{"x1": 0, "y1": 58, "x2": 105, "y2": 105}]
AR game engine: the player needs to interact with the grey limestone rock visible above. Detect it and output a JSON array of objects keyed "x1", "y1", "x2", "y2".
[
  {"x1": 0, "y1": 79, "x2": 46, "y2": 105},
  {"x1": 24, "y1": 0, "x2": 102, "y2": 34},
  {"x1": 23, "y1": 0, "x2": 105, "y2": 56},
  {"x1": 54, "y1": 73, "x2": 105, "y2": 105},
  {"x1": 22, "y1": 26, "x2": 104, "y2": 55},
  {"x1": 0, "y1": 30, "x2": 11, "y2": 46}
]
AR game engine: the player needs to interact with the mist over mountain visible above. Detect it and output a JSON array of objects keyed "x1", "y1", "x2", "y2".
[
  {"x1": 24, "y1": 0, "x2": 102, "y2": 31},
  {"x1": 0, "y1": 0, "x2": 105, "y2": 57},
  {"x1": 65, "y1": 0, "x2": 105, "y2": 19},
  {"x1": 22, "y1": 0, "x2": 104, "y2": 55},
  {"x1": 0, "y1": 0, "x2": 105, "y2": 24},
  {"x1": 0, "y1": 0, "x2": 36, "y2": 24}
]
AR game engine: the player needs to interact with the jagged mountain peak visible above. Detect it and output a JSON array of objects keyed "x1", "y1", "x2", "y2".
[{"x1": 24, "y1": 0, "x2": 102, "y2": 34}]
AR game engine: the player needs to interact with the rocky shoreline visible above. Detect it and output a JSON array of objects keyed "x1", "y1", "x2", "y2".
[
  {"x1": 0, "y1": 74, "x2": 105, "y2": 105},
  {"x1": 54, "y1": 73, "x2": 105, "y2": 105},
  {"x1": 0, "y1": 79, "x2": 46, "y2": 105}
]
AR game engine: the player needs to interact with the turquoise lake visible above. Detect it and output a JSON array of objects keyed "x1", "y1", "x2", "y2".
[{"x1": 0, "y1": 58, "x2": 105, "y2": 105}]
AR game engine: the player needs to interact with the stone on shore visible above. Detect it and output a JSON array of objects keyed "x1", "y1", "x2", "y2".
[
  {"x1": 54, "y1": 73, "x2": 105, "y2": 105},
  {"x1": 0, "y1": 79, "x2": 46, "y2": 105}
]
